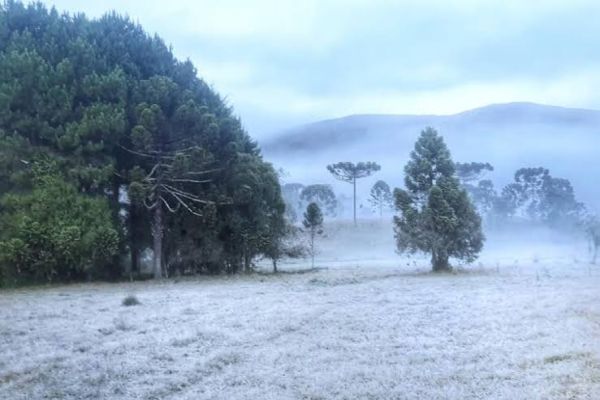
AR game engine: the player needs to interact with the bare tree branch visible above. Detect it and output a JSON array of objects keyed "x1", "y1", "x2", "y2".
[
  {"x1": 185, "y1": 168, "x2": 221, "y2": 176},
  {"x1": 119, "y1": 144, "x2": 156, "y2": 159},
  {"x1": 159, "y1": 195, "x2": 180, "y2": 213},
  {"x1": 144, "y1": 197, "x2": 158, "y2": 210},
  {"x1": 145, "y1": 163, "x2": 162, "y2": 180},
  {"x1": 165, "y1": 178, "x2": 212, "y2": 184},
  {"x1": 162, "y1": 184, "x2": 213, "y2": 204},
  {"x1": 165, "y1": 189, "x2": 204, "y2": 216}
]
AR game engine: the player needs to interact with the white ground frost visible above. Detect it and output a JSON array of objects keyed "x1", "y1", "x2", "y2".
[{"x1": 1, "y1": 220, "x2": 599, "y2": 399}]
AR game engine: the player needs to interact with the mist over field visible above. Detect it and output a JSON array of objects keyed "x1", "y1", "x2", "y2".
[
  {"x1": 263, "y1": 102, "x2": 600, "y2": 216},
  {"x1": 2, "y1": 1, "x2": 600, "y2": 399},
  {"x1": 3, "y1": 220, "x2": 600, "y2": 399}
]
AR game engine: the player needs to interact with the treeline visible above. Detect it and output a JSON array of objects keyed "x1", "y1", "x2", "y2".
[
  {"x1": 392, "y1": 128, "x2": 598, "y2": 271},
  {"x1": 0, "y1": 1, "x2": 286, "y2": 285},
  {"x1": 1, "y1": 2, "x2": 597, "y2": 285},
  {"x1": 455, "y1": 163, "x2": 584, "y2": 228},
  {"x1": 456, "y1": 161, "x2": 599, "y2": 262},
  {"x1": 282, "y1": 157, "x2": 588, "y2": 233},
  {"x1": 281, "y1": 179, "x2": 393, "y2": 222},
  {"x1": 280, "y1": 129, "x2": 598, "y2": 269}
]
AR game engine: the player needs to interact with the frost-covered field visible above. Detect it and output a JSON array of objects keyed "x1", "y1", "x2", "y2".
[{"x1": 1, "y1": 221, "x2": 600, "y2": 399}]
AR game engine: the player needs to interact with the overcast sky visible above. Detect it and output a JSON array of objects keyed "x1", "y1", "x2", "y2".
[{"x1": 38, "y1": 0, "x2": 600, "y2": 138}]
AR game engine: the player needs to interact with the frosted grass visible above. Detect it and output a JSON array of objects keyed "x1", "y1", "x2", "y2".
[{"x1": 1, "y1": 221, "x2": 599, "y2": 399}]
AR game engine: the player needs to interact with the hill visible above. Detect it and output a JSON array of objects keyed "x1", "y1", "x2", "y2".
[{"x1": 262, "y1": 102, "x2": 600, "y2": 210}]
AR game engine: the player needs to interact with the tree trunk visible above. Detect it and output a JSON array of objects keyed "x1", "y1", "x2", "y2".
[
  {"x1": 128, "y1": 203, "x2": 141, "y2": 275},
  {"x1": 243, "y1": 253, "x2": 251, "y2": 273},
  {"x1": 130, "y1": 245, "x2": 139, "y2": 273},
  {"x1": 110, "y1": 179, "x2": 122, "y2": 279},
  {"x1": 310, "y1": 230, "x2": 315, "y2": 268},
  {"x1": 431, "y1": 250, "x2": 451, "y2": 272},
  {"x1": 353, "y1": 176, "x2": 357, "y2": 226},
  {"x1": 152, "y1": 204, "x2": 163, "y2": 279},
  {"x1": 273, "y1": 259, "x2": 278, "y2": 273}
]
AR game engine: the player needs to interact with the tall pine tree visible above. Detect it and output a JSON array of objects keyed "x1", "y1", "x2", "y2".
[{"x1": 394, "y1": 128, "x2": 484, "y2": 272}]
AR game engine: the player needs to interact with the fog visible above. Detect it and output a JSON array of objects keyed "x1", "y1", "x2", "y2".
[
  {"x1": 3, "y1": 2, "x2": 600, "y2": 399},
  {"x1": 264, "y1": 102, "x2": 600, "y2": 216},
  {"x1": 303, "y1": 219, "x2": 591, "y2": 271}
]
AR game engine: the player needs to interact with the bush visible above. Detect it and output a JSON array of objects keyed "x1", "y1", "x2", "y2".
[
  {"x1": 0, "y1": 173, "x2": 118, "y2": 285},
  {"x1": 122, "y1": 295, "x2": 141, "y2": 307}
]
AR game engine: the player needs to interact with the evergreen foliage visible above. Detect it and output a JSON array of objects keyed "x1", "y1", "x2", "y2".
[
  {"x1": 455, "y1": 162, "x2": 498, "y2": 223},
  {"x1": 393, "y1": 128, "x2": 484, "y2": 272},
  {"x1": 326, "y1": 161, "x2": 380, "y2": 225},
  {"x1": 300, "y1": 184, "x2": 338, "y2": 217},
  {"x1": 0, "y1": 161, "x2": 118, "y2": 285},
  {"x1": 496, "y1": 167, "x2": 583, "y2": 226},
  {"x1": 455, "y1": 162, "x2": 494, "y2": 185},
  {"x1": 303, "y1": 202, "x2": 323, "y2": 268},
  {"x1": 0, "y1": 1, "x2": 285, "y2": 284},
  {"x1": 368, "y1": 180, "x2": 393, "y2": 217}
]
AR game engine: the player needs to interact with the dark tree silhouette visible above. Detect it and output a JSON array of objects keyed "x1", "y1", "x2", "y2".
[
  {"x1": 300, "y1": 184, "x2": 338, "y2": 216},
  {"x1": 394, "y1": 128, "x2": 484, "y2": 272},
  {"x1": 303, "y1": 202, "x2": 323, "y2": 268},
  {"x1": 127, "y1": 145, "x2": 218, "y2": 279},
  {"x1": 326, "y1": 162, "x2": 380, "y2": 225},
  {"x1": 369, "y1": 180, "x2": 393, "y2": 217}
]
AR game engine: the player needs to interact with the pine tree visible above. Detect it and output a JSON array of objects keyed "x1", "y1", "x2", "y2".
[
  {"x1": 497, "y1": 167, "x2": 583, "y2": 226},
  {"x1": 394, "y1": 128, "x2": 484, "y2": 272},
  {"x1": 326, "y1": 162, "x2": 380, "y2": 225},
  {"x1": 303, "y1": 202, "x2": 323, "y2": 268},
  {"x1": 0, "y1": 160, "x2": 118, "y2": 285},
  {"x1": 369, "y1": 180, "x2": 393, "y2": 217},
  {"x1": 0, "y1": 2, "x2": 288, "y2": 281},
  {"x1": 455, "y1": 162, "x2": 494, "y2": 186}
]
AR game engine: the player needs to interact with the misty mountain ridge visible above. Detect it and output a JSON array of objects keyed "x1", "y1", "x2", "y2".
[
  {"x1": 263, "y1": 102, "x2": 600, "y2": 153},
  {"x1": 263, "y1": 102, "x2": 600, "y2": 211}
]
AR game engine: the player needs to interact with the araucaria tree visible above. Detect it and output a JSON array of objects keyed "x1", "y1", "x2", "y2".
[
  {"x1": 327, "y1": 162, "x2": 380, "y2": 225},
  {"x1": 127, "y1": 147, "x2": 216, "y2": 279},
  {"x1": 455, "y1": 162, "x2": 497, "y2": 222},
  {"x1": 498, "y1": 167, "x2": 583, "y2": 226},
  {"x1": 369, "y1": 180, "x2": 393, "y2": 217},
  {"x1": 303, "y1": 202, "x2": 323, "y2": 268},
  {"x1": 393, "y1": 128, "x2": 484, "y2": 272}
]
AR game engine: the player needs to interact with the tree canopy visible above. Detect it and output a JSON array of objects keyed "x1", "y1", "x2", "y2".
[
  {"x1": 394, "y1": 128, "x2": 484, "y2": 271},
  {"x1": 326, "y1": 161, "x2": 380, "y2": 225},
  {"x1": 494, "y1": 167, "x2": 583, "y2": 227},
  {"x1": 303, "y1": 202, "x2": 323, "y2": 268},
  {"x1": 0, "y1": 1, "x2": 285, "y2": 284},
  {"x1": 369, "y1": 180, "x2": 393, "y2": 217},
  {"x1": 0, "y1": 161, "x2": 118, "y2": 284},
  {"x1": 300, "y1": 184, "x2": 338, "y2": 217}
]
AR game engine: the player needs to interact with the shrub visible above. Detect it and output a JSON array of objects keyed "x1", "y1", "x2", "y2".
[
  {"x1": 0, "y1": 172, "x2": 118, "y2": 285},
  {"x1": 122, "y1": 295, "x2": 141, "y2": 306}
]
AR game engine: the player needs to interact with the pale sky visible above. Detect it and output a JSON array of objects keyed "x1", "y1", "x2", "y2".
[{"x1": 38, "y1": 0, "x2": 600, "y2": 138}]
